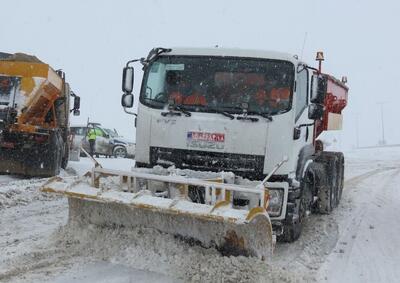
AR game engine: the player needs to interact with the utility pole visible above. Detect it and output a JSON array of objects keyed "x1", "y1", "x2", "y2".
[
  {"x1": 377, "y1": 102, "x2": 387, "y2": 146},
  {"x1": 355, "y1": 114, "x2": 360, "y2": 148}
]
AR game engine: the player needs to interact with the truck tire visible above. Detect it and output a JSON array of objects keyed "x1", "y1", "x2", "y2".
[
  {"x1": 336, "y1": 152, "x2": 345, "y2": 203},
  {"x1": 317, "y1": 151, "x2": 343, "y2": 208},
  {"x1": 44, "y1": 132, "x2": 62, "y2": 176},
  {"x1": 312, "y1": 161, "x2": 331, "y2": 214},
  {"x1": 302, "y1": 161, "x2": 332, "y2": 214},
  {"x1": 278, "y1": 198, "x2": 304, "y2": 242},
  {"x1": 278, "y1": 161, "x2": 319, "y2": 242},
  {"x1": 61, "y1": 140, "x2": 69, "y2": 169}
]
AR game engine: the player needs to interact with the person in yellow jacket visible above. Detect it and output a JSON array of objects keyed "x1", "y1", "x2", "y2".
[{"x1": 87, "y1": 127, "x2": 97, "y2": 156}]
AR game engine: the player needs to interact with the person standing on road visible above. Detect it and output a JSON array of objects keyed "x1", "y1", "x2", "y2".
[{"x1": 87, "y1": 127, "x2": 97, "y2": 157}]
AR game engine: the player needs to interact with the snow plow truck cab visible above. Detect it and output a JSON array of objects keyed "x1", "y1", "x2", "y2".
[{"x1": 42, "y1": 47, "x2": 348, "y2": 261}]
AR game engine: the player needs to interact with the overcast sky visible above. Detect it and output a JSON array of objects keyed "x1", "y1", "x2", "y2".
[{"x1": 2, "y1": 0, "x2": 399, "y2": 148}]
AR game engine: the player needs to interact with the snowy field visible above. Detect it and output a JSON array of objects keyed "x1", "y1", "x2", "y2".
[{"x1": 1, "y1": 147, "x2": 400, "y2": 282}]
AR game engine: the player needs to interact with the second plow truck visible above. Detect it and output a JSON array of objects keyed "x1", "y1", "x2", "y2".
[
  {"x1": 0, "y1": 53, "x2": 80, "y2": 176},
  {"x1": 42, "y1": 48, "x2": 348, "y2": 261}
]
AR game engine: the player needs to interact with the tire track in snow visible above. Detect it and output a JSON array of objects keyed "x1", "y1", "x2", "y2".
[
  {"x1": 272, "y1": 163, "x2": 399, "y2": 278},
  {"x1": 344, "y1": 165, "x2": 398, "y2": 188},
  {"x1": 318, "y1": 167, "x2": 400, "y2": 282},
  {"x1": 1, "y1": 156, "x2": 399, "y2": 282}
]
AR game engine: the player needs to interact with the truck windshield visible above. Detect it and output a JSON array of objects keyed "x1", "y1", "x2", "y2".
[{"x1": 140, "y1": 56, "x2": 294, "y2": 115}]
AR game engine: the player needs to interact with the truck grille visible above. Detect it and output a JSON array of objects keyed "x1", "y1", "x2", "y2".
[{"x1": 150, "y1": 147, "x2": 265, "y2": 179}]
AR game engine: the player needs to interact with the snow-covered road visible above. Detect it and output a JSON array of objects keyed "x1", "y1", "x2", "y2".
[
  {"x1": 318, "y1": 149, "x2": 400, "y2": 282},
  {"x1": 0, "y1": 148, "x2": 399, "y2": 282}
]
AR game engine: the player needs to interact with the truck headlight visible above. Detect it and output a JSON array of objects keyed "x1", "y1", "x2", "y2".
[{"x1": 267, "y1": 188, "x2": 284, "y2": 217}]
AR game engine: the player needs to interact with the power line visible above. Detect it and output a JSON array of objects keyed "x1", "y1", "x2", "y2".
[{"x1": 376, "y1": 102, "x2": 388, "y2": 145}]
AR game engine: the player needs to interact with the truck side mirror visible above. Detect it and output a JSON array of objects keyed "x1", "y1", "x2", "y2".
[
  {"x1": 70, "y1": 92, "x2": 80, "y2": 116},
  {"x1": 310, "y1": 74, "x2": 327, "y2": 104},
  {"x1": 73, "y1": 96, "x2": 80, "y2": 111},
  {"x1": 122, "y1": 66, "x2": 134, "y2": 94},
  {"x1": 121, "y1": 93, "x2": 134, "y2": 108},
  {"x1": 308, "y1": 103, "x2": 324, "y2": 120}
]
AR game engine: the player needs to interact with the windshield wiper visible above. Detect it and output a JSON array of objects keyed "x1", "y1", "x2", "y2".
[
  {"x1": 181, "y1": 104, "x2": 235, "y2": 119},
  {"x1": 227, "y1": 104, "x2": 260, "y2": 122},
  {"x1": 218, "y1": 105, "x2": 243, "y2": 113},
  {"x1": 217, "y1": 111, "x2": 234, "y2": 120},
  {"x1": 161, "y1": 105, "x2": 191, "y2": 117},
  {"x1": 161, "y1": 111, "x2": 181, "y2": 117},
  {"x1": 247, "y1": 111, "x2": 273, "y2": 121},
  {"x1": 174, "y1": 105, "x2": 191, "y2": 116},
  {"x1": 209, "y1": 108, "x2": 234, "y2": 119},
  {"x1": 236, "y1": 116, "x2": 259, "y2": 122},
  {"x1": 221, "y1": 105, "x2": 273, "y2": 122}
]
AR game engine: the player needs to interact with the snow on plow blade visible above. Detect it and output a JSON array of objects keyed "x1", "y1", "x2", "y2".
[{"x1": 41, "y1": 168, "x2": 275, "y2": 260}]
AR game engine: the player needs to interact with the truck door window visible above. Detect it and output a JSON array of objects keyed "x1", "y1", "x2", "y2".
[
  {"x1": 295, "y1": 68, "x2": 308, "y2": 120},
  {"x1": 0, "y1": 76, "x2": 19, "y2": 106}
]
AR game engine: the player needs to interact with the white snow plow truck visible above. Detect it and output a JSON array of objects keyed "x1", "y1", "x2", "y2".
[
  {"x1": 42, "y1": 47, "x2": 348, "y2": 261},
  {"x1": 0, "y1": 52, "x2": 80, "y2": 176}
]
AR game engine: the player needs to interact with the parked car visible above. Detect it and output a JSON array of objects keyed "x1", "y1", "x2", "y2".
[{"x1": 70, "y1": 123, "x2": 135, "y2": 158}]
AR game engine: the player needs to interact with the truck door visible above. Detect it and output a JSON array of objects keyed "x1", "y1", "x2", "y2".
[{"x1": 292, "y1": 67, "x2": 314, "y2": 173}]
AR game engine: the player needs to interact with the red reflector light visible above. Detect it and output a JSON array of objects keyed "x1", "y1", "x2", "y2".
[
  {"x1": 34, "y1": 135, "x2": 48, "y2": 143},
  {"x1": 1, "y1": 142, "x2": 14, "y2": 148}
]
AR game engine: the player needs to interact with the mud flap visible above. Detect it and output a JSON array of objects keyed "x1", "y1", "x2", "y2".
[
  {"x1": 0, "y1": 131, "x2": 62, "y2": 177},
  {"x1": 0, "y1": 147, "x2": 54, "y2": 177}
]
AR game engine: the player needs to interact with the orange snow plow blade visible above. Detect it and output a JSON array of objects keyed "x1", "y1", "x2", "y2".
[{"x1": 41, "y1": 168, "x2": 276, "y2": 260}]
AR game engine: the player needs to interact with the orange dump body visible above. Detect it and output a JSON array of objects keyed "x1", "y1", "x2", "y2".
[
  {"x1": 0, "y1": 59, "x2": 63, "y2": 133},
  {"x1": 315, "y1": 74, "x2": 349, "y2": 139},
  {"x1": 0, "y1": 53, "x2": 72, "y2": 176}
]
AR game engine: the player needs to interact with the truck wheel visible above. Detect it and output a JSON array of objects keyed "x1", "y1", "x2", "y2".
[
  {"x1": 279, "y1": 163, "x2": 317, "y2": 242},
  {"x1": 61, "y1": 142, "x2": 68, "y2": 169},
  {"x1": 303, "y1": 161, "x2": 332, "y2": 214},
  {"x1": 278, "y1": 197, "x2": 305, "y2": 242},
  {"x1": 113, "y1": 146, "x2": 127, "y2": 158},
  {"x1": 41, "y1": 132, "x2": 62, "y2": 176},
  {"x1": 313, "y1": 162, "x2": 331, "y2": 214},
  {"x1": 336, "y1": 152, "x2": 345, "y2": 203},
  {"x1": 61, "y1": 155, "x2": 68, "y2": 169},
  {"x1": 317, "y1": 152, "x2": 342, "y2": 208},
  {"x1": 50, "y1": 134, "x2": 62, "y2": 176}
]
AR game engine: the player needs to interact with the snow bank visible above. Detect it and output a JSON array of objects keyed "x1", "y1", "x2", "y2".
[
  {"x1": 0, "y1": 177, "x2": 55, "y2": 209},
  {"x1": 3, "y1": 146, "x2": 400, "y2": 282},
  {"x1": 68, "y1": 157, "x2": 135, "y2": 176},
  {"x1": 51, "y1": 223, "x2": 300, "y2": 283}
]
